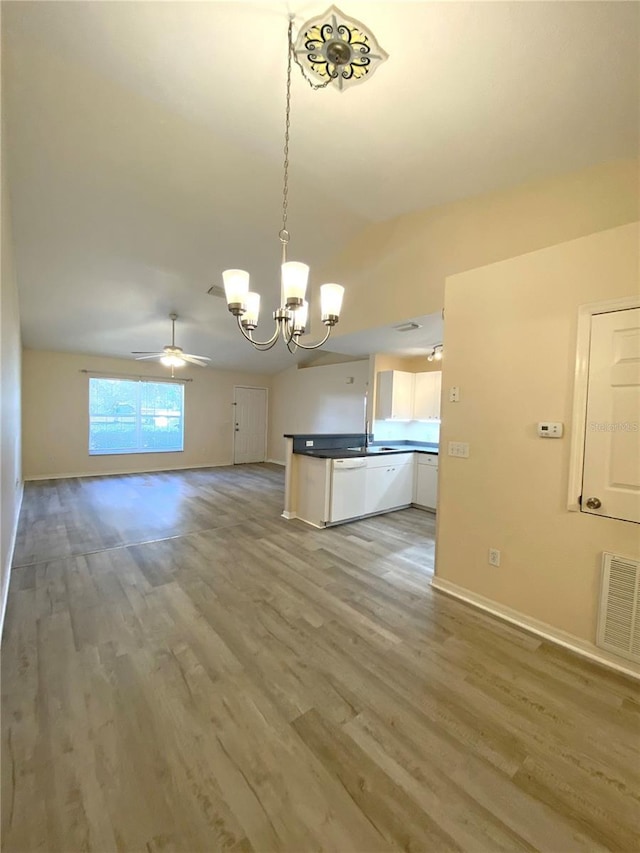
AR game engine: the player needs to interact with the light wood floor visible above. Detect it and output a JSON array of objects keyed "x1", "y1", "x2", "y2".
[{"x1": 2, "y1": 464, "x2": 639, "y2": 852}]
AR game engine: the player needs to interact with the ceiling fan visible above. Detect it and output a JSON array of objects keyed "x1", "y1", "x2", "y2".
[{"x1": 132, "y1": 313, "x2": 211, "y2": 370}]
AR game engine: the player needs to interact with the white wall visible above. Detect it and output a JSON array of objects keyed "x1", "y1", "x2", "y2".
[
  {"x1": 435, "y1": 223, "x2": 640, "y2": 662},
  {"x1": 22, "y1": 350, "x2": 271, "y2": 478},
  {"x1": 268, "y1": 359, "x2": 370, "y2": 463},
  {"x1": 1, "y1": 168, "x2": 23, "y2": 637}
]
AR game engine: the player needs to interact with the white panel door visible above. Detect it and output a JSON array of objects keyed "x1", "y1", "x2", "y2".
[
  {"x1": 233, "y1": 387, "x2": 267, "y2": 464},
  {"x1": 582, "y1": 308, "x2": 640, "y2": 523}
]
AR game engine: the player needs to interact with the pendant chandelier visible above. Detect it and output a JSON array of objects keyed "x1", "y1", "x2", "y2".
[{"x1": 222, "y1": 7, "x2": 388, "y2": 353}]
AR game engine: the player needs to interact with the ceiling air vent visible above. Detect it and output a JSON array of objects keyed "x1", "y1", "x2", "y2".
[
  {"x1": 394, "y1": 322, "x2": 422, "y2": 333},
  {"x1": 597, "y1": 552, "x2": 640, "y2": 663},
  {"x1": 207, "y1": 284, "x2": 226, "y2": 298}
]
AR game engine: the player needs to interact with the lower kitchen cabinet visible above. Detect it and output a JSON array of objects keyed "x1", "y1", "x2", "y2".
[
  {"x1": 365, "y1": 454, "x2": 414, "y2": 515},
  {"x1": 292, "y1": 451, "x2": 438, "y2": 527},
  {"x1": 414, "y1": 454, "x2": 438, "y2": 510}
]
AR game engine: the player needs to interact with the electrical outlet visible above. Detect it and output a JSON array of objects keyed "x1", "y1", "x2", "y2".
[
  {"x1": 449, "y1": 386, "x2": 460, "y2": 402},
  {"x1": 488, "y1": 548, "x2": 501, "y2": 567}
]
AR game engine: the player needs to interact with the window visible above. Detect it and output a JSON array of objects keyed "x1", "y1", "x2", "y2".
[{"x1": 89, "y1": 378, "x2": 184, "y2": 455}]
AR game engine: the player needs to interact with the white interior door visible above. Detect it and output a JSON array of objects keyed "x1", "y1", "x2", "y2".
[
  {"x1": 233, "y1": 387, "x2": 267, "y2": 464},
  {"x1": 582, "y1": 308, "x2": 640, "y2": 523}
]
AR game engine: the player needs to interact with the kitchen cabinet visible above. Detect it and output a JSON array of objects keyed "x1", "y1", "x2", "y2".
[
  {"x1": 365, "y1": 453, "x2": 414, "y2": 515},
  {"x1": 376, "y1": 371, "x2": 415, "y2": 420},
  {"x1": 376, "y1": 370, "x2": 442, "y2": 421},
  {"x1": 414, "y1": 454, "x2": 438, "y2": 510},
  {"x1": 413, "y1": 371, "x2": 442, "y2": 421},
  {"x1": 295, "y1": 455, "x2": 331, "y2": 527},
  {"x1": 292, "y1": 450, "x2": 439, "y2": 527}
]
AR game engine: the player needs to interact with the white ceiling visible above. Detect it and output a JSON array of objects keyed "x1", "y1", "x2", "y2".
[
  {"x1": 329, "y1": 312, "x2": 444, "y2": 358},
  {"x1": 2, "y1": 1, "x2": 638, "y2": 373}
]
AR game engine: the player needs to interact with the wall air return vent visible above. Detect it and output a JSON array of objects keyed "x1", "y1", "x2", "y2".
[{"x1": 596, "y1": 552, "x2": 640, "y2": 663}]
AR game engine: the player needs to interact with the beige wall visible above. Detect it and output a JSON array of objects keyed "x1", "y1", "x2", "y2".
[
  {"x1": 268, "y1": 359, "x2": 369, "y2": 464},
  {"x1": 1, "y1": 167, "x2": 23, "y2": 634},
  {"x1": 436, "y1": 223, "x2": 640, "y2": 648},
  {"x1": 315, "y1": 158, "x2": 639, "y2": 337},
  {"x1": 22, "y1": 350, "x2": 271, "y2": 478}
]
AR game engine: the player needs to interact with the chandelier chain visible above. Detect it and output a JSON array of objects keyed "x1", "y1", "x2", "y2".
[{"x1": 280, "y1": 18, "x2": 294, "y2": 246}]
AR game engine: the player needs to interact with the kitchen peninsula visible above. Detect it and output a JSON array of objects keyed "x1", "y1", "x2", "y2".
[{"x1": 282, "y1": 433, "x2": 439, "y2": 527}]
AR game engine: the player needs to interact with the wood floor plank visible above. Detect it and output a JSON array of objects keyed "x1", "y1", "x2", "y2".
[{"x1": 3, "y1": 463, "x2": 639, "y2": 852}]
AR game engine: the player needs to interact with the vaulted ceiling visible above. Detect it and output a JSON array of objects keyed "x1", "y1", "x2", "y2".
[{"x1": 3, "y1": 1, "x2": 638, "y2": 372}]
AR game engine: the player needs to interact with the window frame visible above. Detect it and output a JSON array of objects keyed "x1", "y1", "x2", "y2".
[{"x1": 88, "y1": 376, "x2": 185, "y2": 456}]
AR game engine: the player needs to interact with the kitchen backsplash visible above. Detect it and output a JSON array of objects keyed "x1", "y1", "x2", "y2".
[{"x1": 373, "y1": 420, "x2": 440, "y2": 444}]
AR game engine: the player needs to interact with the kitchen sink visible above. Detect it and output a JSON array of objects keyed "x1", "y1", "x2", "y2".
[{"x1": 345, "y1": 446, "x2": 398, "y2": 453}]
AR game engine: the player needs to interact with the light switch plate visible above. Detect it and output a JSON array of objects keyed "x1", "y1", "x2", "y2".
[
  {"x1": 449, "y1": 386, "x2": 460, "y2": 402},
  {"x1": 448, "y1": 441, "x2": 470, "y2": 458}
]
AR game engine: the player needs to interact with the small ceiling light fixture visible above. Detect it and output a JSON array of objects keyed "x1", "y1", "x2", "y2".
[
  {"x1": 222, "y1": 9, "x2": 387, "y2": 353},
  {"x1": 427, "y1": 345, "x2": 444, "y2": 362}
]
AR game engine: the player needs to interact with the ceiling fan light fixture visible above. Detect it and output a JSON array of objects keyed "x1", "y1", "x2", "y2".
[
  {"x1": 160, "y1": 354, "x2": 185, "y2": 368},
  {"x1": 132, "y1": 314, "x2": 211, "y2": 371}
]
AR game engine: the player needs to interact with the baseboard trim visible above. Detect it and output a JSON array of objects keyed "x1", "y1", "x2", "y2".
[
  {"x1": 268, "y1": 458, "x2": 285, "y2": 466},
  {"x1": 281, "y1": 511, "x2": 296, "y2": 520},
  {"x1": 431, "y1": 577, "x2": 640, "y2": 681},
  {"x1": 1, "y1": 481, "x2": 24, "y2": 645},
  {"x1": 24, "y1": 462, "x2": 231, "y2": 481}
]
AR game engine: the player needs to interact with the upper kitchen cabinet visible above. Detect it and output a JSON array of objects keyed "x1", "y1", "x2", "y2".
[
  {"x1": 376, "y1": 370, "x2": 442, "y2": 421},
  {"x1": 376, "y1": 371, "x2": 415, "y2": 420},
  {"x1": 413, "y1": 371, "x2": 442, "y2": 420}
]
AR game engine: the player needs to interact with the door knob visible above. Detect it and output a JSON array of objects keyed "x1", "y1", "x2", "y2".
[{"x1": 585, "y1": 497, "x2": 602, "y2": 510}]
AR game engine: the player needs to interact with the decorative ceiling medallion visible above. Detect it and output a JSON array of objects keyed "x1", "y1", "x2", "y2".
[{"x1": 294, "y1": 5, "x2": 388, "y2": 92}]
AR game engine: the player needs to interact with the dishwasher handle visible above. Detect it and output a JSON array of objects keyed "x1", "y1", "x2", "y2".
[{"x1": 333, "y1": 457, "x2": 367, "y2": 470}]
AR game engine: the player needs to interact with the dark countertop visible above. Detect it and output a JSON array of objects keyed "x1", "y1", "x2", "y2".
[{"x1": 294, "y1": 443, "x2": 439, "y2": 459}]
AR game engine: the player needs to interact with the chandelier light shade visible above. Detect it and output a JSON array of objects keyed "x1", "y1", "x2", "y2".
[
  {"x1": 281, "y1": 261, "x2": 309, "y2": 307},
  {"x1": 428, "y1": 345, "x2": 444, "y2": 362},
  {"x1": 320, "y1": 283, "x2": 345, "y2": 320},
  {"x1": 221, "y1": 11, "x2": 386, "y2": 354}
]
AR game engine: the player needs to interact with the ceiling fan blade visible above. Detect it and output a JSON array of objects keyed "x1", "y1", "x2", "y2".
[
  {"x1": 182, "y1": 354, "x2": 210, "y2": 366},
  {"x1": 134, "y1": 355, "x2": 163, "y2": 361},
  {"x1": 132, "y1": 351, "x2": 164, "y2": 355},
  {"x1": 183, "y1": 353, "x2": 211, "y2": 362}
]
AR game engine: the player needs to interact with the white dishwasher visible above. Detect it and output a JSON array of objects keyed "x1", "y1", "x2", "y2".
[{"x1": 330, "y1": 457, "x2": 367, "y2": 523}]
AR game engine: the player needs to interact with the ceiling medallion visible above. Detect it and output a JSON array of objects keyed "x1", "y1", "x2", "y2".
[{"x1": 294, "y1": 5, "x2": 388, "y2": 92}]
